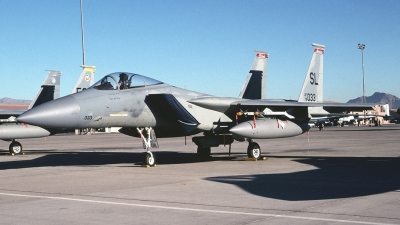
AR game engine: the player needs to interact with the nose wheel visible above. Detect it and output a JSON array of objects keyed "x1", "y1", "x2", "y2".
[{"x1": 146, "y1": 152, "x2": 156, "y2": 167}]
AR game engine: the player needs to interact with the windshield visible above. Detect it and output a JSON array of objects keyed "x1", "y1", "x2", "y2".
[{"x1": 91, "y1": 72, "x2": 163, "y2": 90}]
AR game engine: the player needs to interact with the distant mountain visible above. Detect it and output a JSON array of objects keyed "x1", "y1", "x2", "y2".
[
  {"x1": 347, "y1": 92, "x2": 400, "y2": 109},
  {"x1": 0, "y1": 97, "x2": 31, "y2": 105}
]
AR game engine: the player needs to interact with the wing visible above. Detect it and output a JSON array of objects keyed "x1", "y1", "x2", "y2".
[
  {"x1": 189, "y1": 97, "x2": 377, "y2": 122},
  {"x1": 231, "y1": 100, "x2": 375, "y2": 113},
  {"x1": 0, "y1": 110, "x2": 25, "y2": 119}
]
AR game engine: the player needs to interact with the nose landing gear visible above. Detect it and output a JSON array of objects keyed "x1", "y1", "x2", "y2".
[{"x1": 137, "y1": 127, "x2": 158, "y2": 167}]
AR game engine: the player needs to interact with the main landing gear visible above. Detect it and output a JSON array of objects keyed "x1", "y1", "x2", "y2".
[
  {"x1": 247, "y1": 140, "x2": 261, "y2": 159},
  {"x1": 193, "y1": 135, "x2": 261, "y2": 160},
  {"x1": 137, "y1": 127, "x2": 158, "y2": 167},
  {"x1": 197, "y1": 146, "x2": 211, "y2": 159},
  {"x1": 9, "y1": 140, "x2": 23, "y2": 154},
  {"x1": 193, "y1": 135, "x2": 234, "y2": 160}
]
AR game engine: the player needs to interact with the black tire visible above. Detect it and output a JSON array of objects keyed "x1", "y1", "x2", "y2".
[
  {"x1": 197, "y1": 147, "x2": 211, "y2": 159},
  {"x1": 80, "y1": 128, "x2": 88, "y2": 135},
  {"x1": 9, "y1": 141, "x2": 23, "y2": 154},
  {"x1": 247, "y1": 142, "x2": 261, "y2": 159},
  {"x1": 146, "y1": 152, "x2": 156, "y2": 166}
]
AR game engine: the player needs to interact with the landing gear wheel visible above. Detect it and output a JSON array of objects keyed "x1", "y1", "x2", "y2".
[
  {"x1": 197, "y1": 147, "x2": 211, "y2": 159},
  {"x1": 9, "y1": 141, "x2": 22, "y2": 154},
  {"x1": 146, "y1": 152, "x2": 155, "y2": 167},
  {"x1": 247, "y1": 142, "x2": 261, "y2": 159},
  {"x1": 318, "y1": 123, "x2": 324, "y2": 131},
  {"x1": 80, "y1": 128, "x2": 88, "y2": 135}
]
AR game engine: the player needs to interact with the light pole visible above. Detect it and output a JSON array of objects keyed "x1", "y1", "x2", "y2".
[
  {"x1": 358, "y1": 43, "x2": 365, "y2": 103},
  {"x1": 80, "y1": 0, "x2": 86, "y2": 65}
]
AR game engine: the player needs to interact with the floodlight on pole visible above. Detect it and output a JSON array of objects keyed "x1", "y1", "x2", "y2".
[{"x1": 358, "y1": 43, "x2": 365, "y2": 103}]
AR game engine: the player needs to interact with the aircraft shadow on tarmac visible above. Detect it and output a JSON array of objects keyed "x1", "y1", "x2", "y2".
[
  {"x1": 2, "y1": 150, "x2": 400, "y2": 201},
  {"x1": 0, "y1": 150, "x2": 238, "y2": 170},
  {"x1": 206, "y1": 156, "x2": 400, "y2": 201}
]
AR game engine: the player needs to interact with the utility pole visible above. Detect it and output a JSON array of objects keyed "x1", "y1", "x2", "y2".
[
  {"x1": 80, "y1": 0, "x2": 86, "y2": 65},
  {"x1": 358, "y1": 43, "x2": 365, "y2": 103}
]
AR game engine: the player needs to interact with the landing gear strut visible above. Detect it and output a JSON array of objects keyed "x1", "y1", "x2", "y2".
[
  {"x1": 197, "y1": 146, "x2": 211, "y2": 159},
  {"x1": 317, "y1": 122, "x2": 324, "y2": 131},
  {"x1": 9, "y1": 140, "x2": 22, "y2": 154},
  {"x1": 247, "y1": 140, "x2": 261, "y2": 159},
  {"x1": 192, "y1": 135, "x2": 234, "y2": 160},
  {"x1": 137, "y1": 127, "x2": 157, "y2": 166}
]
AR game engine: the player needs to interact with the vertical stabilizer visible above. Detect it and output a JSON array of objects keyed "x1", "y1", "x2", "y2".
[
  {"x1": 72, "y1": 65, "x2": 95, "y2": 93},
  {"x1": 239, "y1": 51, "x2": 268, "y2": 99},
  {"x1": 298, "y1": 43, "x2": 324, "y2": 102},
  {"x1": 384, "y1": 104, "x2": 390, "y2": 116},
  {"x1": 28, "y1": 70, "x2": 61, "y2": 109}
]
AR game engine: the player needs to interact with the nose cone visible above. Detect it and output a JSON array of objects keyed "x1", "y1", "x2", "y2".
[{"x1": 17, "y1": 95, "x2": 80, "y2": 128}]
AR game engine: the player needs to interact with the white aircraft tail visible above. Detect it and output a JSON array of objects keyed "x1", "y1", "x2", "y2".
[
  {"x1": 72, "y1": 65, "x2": 96, "y2": 94},
  {"x1": 28, "y1": 70, "x2": 61, "y2": 109},
  {"x1": 239, "y1": 51, "x2": 268, "y2": 99},
  {"x1": 298, "y1": 43, "x2": 324, "y2": 102},
  {"x1": 384, "y1": 104, "x2": 390, "y2": 116}
]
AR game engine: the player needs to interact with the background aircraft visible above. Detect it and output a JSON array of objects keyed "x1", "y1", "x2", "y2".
[
  {"x1": 296, "y1": 44, "x2": 389, "y2": 130},
  {"x1": 17, "y1": 49, "x2": 376, "y2": 166},
  {"x1": 298, "y1": 43, "x2": 347, "y2": 129},
  {"x1": 0, "y1": 65, "x2": 95, "y2": 154},
  {"x1": 0, "y1": 70, "x2": 61, "y2": 154},
  {"x1": 0, "y1": 70, "x2": 61, "y2": 121},
  {"x1": 72, "y1": 65, "x2": 96, "y2": 94}
]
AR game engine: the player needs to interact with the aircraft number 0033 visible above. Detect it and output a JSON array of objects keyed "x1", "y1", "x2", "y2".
[
  {"x1": 304, "y1": 93, "x2": 316, "y2": 101},
  {"x1": 84, "y1": 116, "x2": 92, "y2": 120}
]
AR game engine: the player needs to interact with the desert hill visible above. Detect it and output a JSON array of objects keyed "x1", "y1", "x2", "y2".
[{"x1": 347, "y1": 92, "x2": 400, "y2": 109}]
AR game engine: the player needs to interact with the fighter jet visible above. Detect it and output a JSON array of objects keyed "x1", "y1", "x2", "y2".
[
  {"x1": 0, "y1": 65, "x2": 95, "y2": 154},
  {"x1": 296, "y1": 44, "x2": 390, "y2": 129},
  {"x1": 17, "y1": 48, "x2": 375, "y2": 166}
]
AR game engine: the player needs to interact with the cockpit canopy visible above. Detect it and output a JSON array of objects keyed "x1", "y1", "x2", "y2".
[{"x1": 90, "y1": 72, "x2": 164, "y2": 90}]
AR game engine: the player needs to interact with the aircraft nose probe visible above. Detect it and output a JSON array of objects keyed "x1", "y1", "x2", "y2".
[{"x1": 17, "y1": 95, "x2": 81, "y2": 128}]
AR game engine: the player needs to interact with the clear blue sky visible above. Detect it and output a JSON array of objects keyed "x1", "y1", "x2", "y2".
[{"x1": 1, "y1": 0, "x2": 399, "y2": 102}]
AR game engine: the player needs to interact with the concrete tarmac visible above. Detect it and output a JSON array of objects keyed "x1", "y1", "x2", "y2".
[{"x1": 1, "y1": 124, "x2": 400, "y2": 225}]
